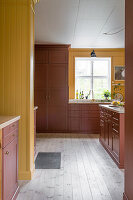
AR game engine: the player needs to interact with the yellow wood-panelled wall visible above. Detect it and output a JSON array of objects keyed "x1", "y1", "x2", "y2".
[
  {"x1": 0, "y1": 0, "x2": 36, "y2": 180},
  {"x1": 0, "y1": 129, "x2": 2, "y2": 199},
  {"x1": 69, "y1": 48, "x2": 125, "y2": 100}
]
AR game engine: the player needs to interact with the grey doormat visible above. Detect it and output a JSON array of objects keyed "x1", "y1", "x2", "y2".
[{"x1": 35, "y1": 152, "x2": 61, "y2": 169}]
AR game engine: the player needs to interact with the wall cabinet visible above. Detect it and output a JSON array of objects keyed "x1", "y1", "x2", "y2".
[
  {"x1": 99, "y1": 106, "x2": 124, "y2": 168},
  {"x1": 35, "y1": 45, "x2": 70, "y2": 133},
  {"x1": 68, "y1": 104, "x2": 100, "y2": 134},
  {"x1": 2, "y1": 120, "x2": 19, "y2": 200}
]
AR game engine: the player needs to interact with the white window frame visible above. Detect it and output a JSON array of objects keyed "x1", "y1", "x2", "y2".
[{"x1": 75, "y1": 57, "x2": 111, "y2": 99}]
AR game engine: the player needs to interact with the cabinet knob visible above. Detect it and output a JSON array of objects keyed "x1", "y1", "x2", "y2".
[{"x1": 5, "y1": 151, "x2": 9, "y2": 155}]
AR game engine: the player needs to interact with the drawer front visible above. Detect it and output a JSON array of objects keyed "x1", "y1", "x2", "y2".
[
  {"x1": 69, "y1": 104, "x2": 80, "y2": 111},
  {"x1": 112, "y1": 116, "x2": 119, "y2": 124},
  {"x1": 81, "y1": 110, "x2": 99, "y2": 118},
  {"x1": 69, "y1": 110, "x2": 80, "y2": 117},
  {"x1": 112, "y1": 112, "x2": 119, "y2": 123},
  {"x1": 2, "y1": 121, "x2": 19, "y2": 137},
  {"x1": 2, "y1": 129, "x2": 18, "y2": 148},
  {"x1": 81, "y1": 104, "x2": 99, "y2": 111},
  {"x1": 100, "y1": 119, "x2": 104, "y2": 127},
  {"x1": 112, "y1": 122, "x2": 119, "y2": 133}
]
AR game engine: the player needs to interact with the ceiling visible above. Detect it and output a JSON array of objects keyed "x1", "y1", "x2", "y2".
[{"x1": 35, "y1": 0, "x2": 125, "y2": 48}]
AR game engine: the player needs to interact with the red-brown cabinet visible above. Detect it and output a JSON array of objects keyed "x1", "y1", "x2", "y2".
[
  {"x1": 35, "y1": 45, "x2": 70, "y2": 133},
  {"x1": 99, "y1": 106, "x2": 124, "y2": 168},
  {"x1": 68, "y1": 103, "x2": 100, "y2": 134},
  {"x1": 34, "y1": 107, "x2": 38, "y2": 155},
  {"x1": 1, "y1": 119, "x2": 19, "y2": 200}
]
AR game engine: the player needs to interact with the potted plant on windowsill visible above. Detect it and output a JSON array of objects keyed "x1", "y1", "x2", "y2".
[{"x1": 104, "y1": 90, "x2": 111, "y2": 101}]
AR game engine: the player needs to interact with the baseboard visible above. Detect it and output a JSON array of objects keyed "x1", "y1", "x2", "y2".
[
  {"x1": 18, "y1": 165, "x2": 35, "y2": 180},
  {"x1": 36, "y1": 132, "x2": 100, "y2": 138},
  {"x1": 123, "y1": 193, "x2": 129, "y2": 200}
]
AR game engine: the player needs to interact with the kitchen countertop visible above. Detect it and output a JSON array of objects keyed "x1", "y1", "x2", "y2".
[
  {"x1": 99, "y1": 104, "x2": 125, "y2": 114},
  {"x1": 69, "y1": 99, "x2": 111, "y2": 104},
  {"x1": 0, "y1": 116, "x2": 20, "y2": 129}
]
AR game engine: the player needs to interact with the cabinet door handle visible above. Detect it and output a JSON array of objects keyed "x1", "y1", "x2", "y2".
[{"x1": 5, "y1": 151, "x2": 9, "y2": 155}]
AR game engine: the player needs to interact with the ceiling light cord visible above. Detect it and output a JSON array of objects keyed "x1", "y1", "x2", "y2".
[
  {"x1": 103, "y1": 27, "x2": 125, "y2": 35},
  {"x1": 72, "y1": 0, "x2": 81, "y2": 42}
]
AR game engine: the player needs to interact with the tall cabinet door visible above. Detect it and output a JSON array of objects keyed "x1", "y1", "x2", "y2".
[
  {"x1": 35, "y1": 45, "x2": 69, "y2": 133},
  {"x1": 34, "y1": 47, "x2": 49, "y2": 133},
  {"x1": 2, "y1": 138, "x2": 18, "y2": 200},
  {"x1": 48, "y1": 62, "x2": 68, "y2": 132},
  {"x1": 34, "y1": 64, "x2": 48, "y2": 132},
  {"x1": 34, "y1": 88, "x2": 48, "y2": 132}
]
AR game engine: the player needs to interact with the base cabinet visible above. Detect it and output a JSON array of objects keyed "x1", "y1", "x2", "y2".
[
  {"x1": 68, "y1": 104, "x2": 100, "y2": 134},
  {"x1": 3, "y1": 138, "x2": 18, "y2": 200},
  {"x1": 112, "y1": 132, "x2": 119, "y2": 159},
  {"x1": 99, "y1": 106, "x2": 124, "y2": 168},
  {"x1": 2, "y1": 121, "x2": 19, "y2": 200}
]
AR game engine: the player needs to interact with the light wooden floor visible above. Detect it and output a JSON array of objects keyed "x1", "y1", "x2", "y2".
[{"x1": 17, "y1": 134, "x2": 124, "y2": 200}]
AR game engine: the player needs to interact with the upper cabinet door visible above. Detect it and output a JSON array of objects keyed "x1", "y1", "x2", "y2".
[
  {"x1": 35, "y1": 49, "x2": 48, "y2": 64},
  {"x1": 49, "y1": 50, "x2": 68, "y2": 64},
  {"x1": 34, "y1": 64, "x2": 48, "y2": 89},
  {"x1": 48, "y1": 64, "x2": 67, "y2": 88}
]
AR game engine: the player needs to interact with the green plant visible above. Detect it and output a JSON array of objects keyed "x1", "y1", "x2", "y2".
[{"x1": 104, "y1": 90, "x2": 111, "y2": 98}]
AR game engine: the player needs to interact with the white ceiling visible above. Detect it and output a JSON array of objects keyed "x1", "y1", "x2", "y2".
[{"x1": 35, "y1": 0, "x2": 125, "y2": 48}]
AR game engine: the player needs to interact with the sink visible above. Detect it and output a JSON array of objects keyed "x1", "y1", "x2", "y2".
[{"x1": 109, "y1": 105, "x2": 118, "y2": 107}]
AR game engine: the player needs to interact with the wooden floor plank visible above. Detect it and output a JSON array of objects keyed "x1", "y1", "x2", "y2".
[{"x1": 17, "y1": 134, "x2": 124, "y2": 200}]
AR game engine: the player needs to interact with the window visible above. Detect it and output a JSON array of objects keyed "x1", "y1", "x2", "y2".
[{"x1": 75, "y1": 57, "x2": 111, "y2": 99}]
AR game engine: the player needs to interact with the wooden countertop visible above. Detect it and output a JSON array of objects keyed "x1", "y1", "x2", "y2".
[
  {"x1": 99, "y1": 104, "x2": 125, "y2": 114},
  {"x1": 0, "y1": 116, "x2": 20, "y2": 129}
]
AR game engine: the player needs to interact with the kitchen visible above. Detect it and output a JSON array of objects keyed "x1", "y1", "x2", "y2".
[{"x1": 0, "y1": 0, "x2": 133, "y2": 200}]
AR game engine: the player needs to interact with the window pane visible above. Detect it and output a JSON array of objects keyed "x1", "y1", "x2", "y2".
[
  {"x1": 93, "y1": 60, "x2": 108, "y2": 76},
  {"x1": 75, "y1": 58, "x2": 91, "y2": 76},
  {"x1": 75, "y1": 77, "x2": 91, "y2": 98},
  {"x1": 75, "y1": 57, "x2": 111, "y2": 100},
  {"x1": 93, "y1": 78, "x2": 109, "y2": 99}
]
